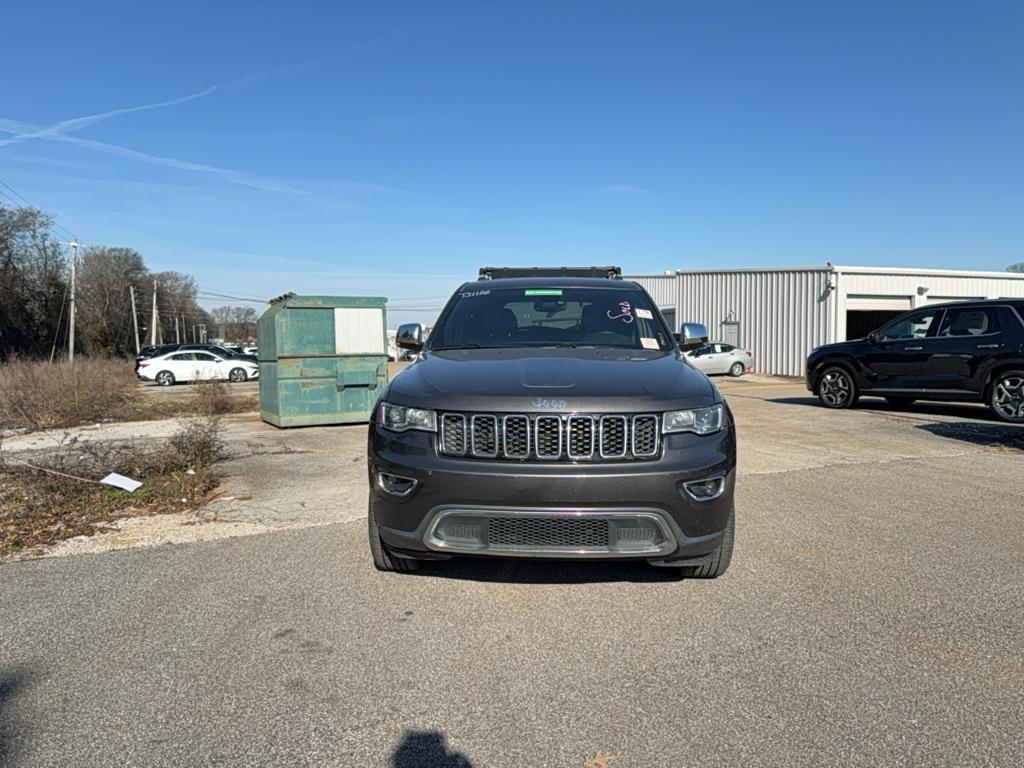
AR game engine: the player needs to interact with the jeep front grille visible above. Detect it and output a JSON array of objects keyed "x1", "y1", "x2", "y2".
[{"x1": 439, "y1": 412, "x2": 661, "y2": 462}]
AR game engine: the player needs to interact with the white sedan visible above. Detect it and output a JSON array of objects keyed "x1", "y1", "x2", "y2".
[
  {"x1": 684, "y1": 342, "x2": 754, "y2": 377},
  {"x1": 137, "y1": 350, "x2": 259, "y2": 386}
]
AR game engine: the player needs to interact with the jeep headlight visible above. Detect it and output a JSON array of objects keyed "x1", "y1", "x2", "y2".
[
  {"x1": 379, "y1": 402, "x2": 437, "y2": 433},
  {"x1": 663, "y1": 404, "x2": 724, "y2": 435}
]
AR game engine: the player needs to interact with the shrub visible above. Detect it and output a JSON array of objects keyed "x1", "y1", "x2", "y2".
[
  {"x1": 193, "y1": 379, "x2": 236, "y2": 416},
  {"x1": 0, "y1": 415, "x2": 225, "y2": 554},
  {"x1": 0, "y1": 357, "x2": 138, "y2": 431},
  {"x1": 168, "y1": 416, "x2": 226, "y2": 469}
]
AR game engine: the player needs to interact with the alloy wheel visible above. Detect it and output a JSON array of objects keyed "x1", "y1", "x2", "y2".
[
  {"x1": 992, "y1": 374, "x2": 1024, "y2": 421},
  {"x1": 819, "y1": 370, "x2": 852, "y2": 406}
]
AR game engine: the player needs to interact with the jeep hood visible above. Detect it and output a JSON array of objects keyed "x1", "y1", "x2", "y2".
[{"x1": 385, "y1": 348, "x2": 718, "y2": 413}]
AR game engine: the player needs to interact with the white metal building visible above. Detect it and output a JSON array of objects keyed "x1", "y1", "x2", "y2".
[{"x1": 627, "y1": 265, "x2": 1024, "y2": 377}]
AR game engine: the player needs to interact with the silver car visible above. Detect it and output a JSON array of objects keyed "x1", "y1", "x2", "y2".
[{"x1": 685, "y1": 342, "x2": 753, "y2": 377}]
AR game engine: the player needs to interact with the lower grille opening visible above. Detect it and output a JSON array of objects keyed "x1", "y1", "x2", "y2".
[{"x1": 487, "y1": 517, "x2": 610, "y2": 548}]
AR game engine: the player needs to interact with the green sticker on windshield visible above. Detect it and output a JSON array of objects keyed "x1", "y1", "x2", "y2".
[{"x1": 524, "y1": 288, "x2": 563, "y2": 296}]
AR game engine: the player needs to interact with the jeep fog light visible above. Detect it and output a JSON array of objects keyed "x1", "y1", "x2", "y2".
[
  {"x1": 377, "y1": 471, "x2": 418, "y2": 497},
  {"x1": 681, "y1": 476, "x2": 725, "y2": 501}
]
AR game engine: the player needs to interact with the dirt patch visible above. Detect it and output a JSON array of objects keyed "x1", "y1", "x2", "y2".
[{"x1": 0, "y1": 417, "x2": 225, "y2": 555}]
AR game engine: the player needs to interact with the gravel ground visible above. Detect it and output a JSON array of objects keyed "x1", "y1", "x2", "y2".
[{"x1": 1, "y1": 377, "x2": 1022, "y2": 767}]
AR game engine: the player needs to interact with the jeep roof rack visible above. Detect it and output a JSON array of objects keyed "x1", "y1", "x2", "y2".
[{"x1": 478, "y1": 266, "x2": 622, "y2": 280}]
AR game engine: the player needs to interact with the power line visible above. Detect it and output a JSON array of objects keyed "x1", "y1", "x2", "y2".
[{"x1": 0, "y1": 176, "x2": 80, "y2": 242}]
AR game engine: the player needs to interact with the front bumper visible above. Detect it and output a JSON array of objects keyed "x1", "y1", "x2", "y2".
[{"x1": 367, "y1": 424, "x2": 736, "y2": 562}]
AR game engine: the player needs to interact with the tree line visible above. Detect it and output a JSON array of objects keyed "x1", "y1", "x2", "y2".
[{"x1": 0, "y1": 203, "x2": 257, "y2": 362}]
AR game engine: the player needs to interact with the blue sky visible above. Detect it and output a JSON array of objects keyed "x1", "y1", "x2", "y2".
[{"x1": 1, "y1": 0, "x2": 1022, "y2": 325}]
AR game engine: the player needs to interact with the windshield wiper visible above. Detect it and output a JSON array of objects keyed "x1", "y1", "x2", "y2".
[{"x1": 431, "y1": 343, "x2": 485, "y2": 351}]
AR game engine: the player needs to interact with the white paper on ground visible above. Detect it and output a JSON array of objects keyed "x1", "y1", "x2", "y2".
[{"x1": 100, "y1": 473, "x2": 143, "y2": 492}]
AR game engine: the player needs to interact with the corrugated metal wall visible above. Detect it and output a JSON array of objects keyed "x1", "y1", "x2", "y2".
[
  {"x1": 630, "y1": 274, "x2": 677, "y2": 309},
  {"x1": 677, "y1": 270, "x2": 833, "y2": 377},
  {"x1": 630, "y1": 270, "x2": 834, "y2": 376}
]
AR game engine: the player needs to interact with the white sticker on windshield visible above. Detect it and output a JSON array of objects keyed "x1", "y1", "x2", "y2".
[
  {"x1": 640, "y1": 337, "x2": 659, "y2": 350},
  {"x1": 636, "y1": 308, "x2": 653, "y2": 319}
]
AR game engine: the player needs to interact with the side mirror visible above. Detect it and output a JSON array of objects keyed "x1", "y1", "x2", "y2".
[
  {"x1": 867, "y1": 332, "x2": 878, "y2": 344},
  {"x1": 677, "y1": 322, "x2": 709, "y2": 352},
  {"x1": 396, "y1": 323, "x2": 424, "y2": 351}
]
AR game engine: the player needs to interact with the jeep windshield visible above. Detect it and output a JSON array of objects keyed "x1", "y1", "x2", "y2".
[{"x1": 429, "y1": 285, "x2": 673, "y2": 351}]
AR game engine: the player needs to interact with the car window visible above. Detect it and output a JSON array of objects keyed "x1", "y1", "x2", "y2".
[
  {"x1": 431, "y1": 286, "x2": 672, "y2": 350},
  {"x1": 692, "y1": 344, "x2": 712, "y2": 356},
  {"x1": 876, "y1": 309, "x2": 939, "y2": 341},
  {"x1": 717, "y1": 344, "x2": 734, "y2": 353},
  {"x1": 194, "y1": 353, "x2": 219, "y2": 361},
  {"x1": 937, "y1": 308, "x2": 998, "y2": 337},
  {"x1": 170, "y1": 353, "x2": 195, "y2": 361}
]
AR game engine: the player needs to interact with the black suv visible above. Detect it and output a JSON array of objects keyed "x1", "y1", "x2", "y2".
[
  {"x1": 366, "y1": 268, "x2": 737, "y2": 577},
  {"x1": 806, "y1": 299, "x2": 1024, "y2": 422}
]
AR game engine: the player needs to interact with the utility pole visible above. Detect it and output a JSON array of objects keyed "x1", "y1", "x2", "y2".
[
  {"x1": 174, "y1": 314, "x2": 180, "y2": 343},
  {"x1": 68, "y1": 241, "x2": 77, "y2": 362},
  {"x1": 151, "y1": 280, "x2": 158, "y2": 346},
  {"x1": 129, "y1": 284, "x2": 140, "y2": 354}
]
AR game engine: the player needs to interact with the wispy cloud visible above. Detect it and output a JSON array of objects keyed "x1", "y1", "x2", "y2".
[
  {"x1": 597, "y1": 183, "x2": 654, "y2": 199},
  {"x1": 0, "y1": 86, "x2": 218, "y2": 149},
  {"x1": 0, "y1": 67, "x2": 312, "y2": 194}
]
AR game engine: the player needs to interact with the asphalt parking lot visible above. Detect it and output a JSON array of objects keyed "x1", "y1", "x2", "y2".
[{"x1": 1, "y1": 376, "x2": 1022, "y2": 767}]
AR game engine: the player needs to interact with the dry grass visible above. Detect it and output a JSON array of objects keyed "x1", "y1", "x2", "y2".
[
  {"x1": 0, "y1": 358, "x2": 259, "y2": 432},
  {"x1": 0, "y1": 416, "x2": 226, "y2": 555},
  {"x1": 0, "y1": 357, "x2": 138, "y2": 431}
]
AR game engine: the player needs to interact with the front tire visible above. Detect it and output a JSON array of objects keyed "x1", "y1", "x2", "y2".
[
  {"x1": 729, "y1": 361, "x2": 745, "y2": 377},
  {"x1": 990, "y1": 370, "x2": 1024, "y2": 423},
  {"x1": 816, "y1": 366, "x2": 858, "y2": 409},
  {"x1": 156, "y1": 371, "x2": 175, "y2": 387},
  {"x1": 368, "y1": 500, "x2": 420, "y2": 573},
  {"x1": 228, "y1": 367, "x2": 247, "y2": 383},
  {"x1": 685, "y1": 507, "x2": 735, "y2": 579}
]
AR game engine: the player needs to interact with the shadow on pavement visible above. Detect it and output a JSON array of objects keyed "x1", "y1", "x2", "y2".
[
  {"x1": 392, "y1": 730, "x2": 473, "y2": 768},
  {"x1": 769, "y1": 396, "x2": 1003, "y2": 422},
  {"x1": 917, "y1": 421, "x2": 1024, "y2": 450},
  {"x1": 417, "y1": 557, "x2": 685, "y2": 584},
  {"x1": 0, "y1": 668, "x2": 31, "y2": 766}
]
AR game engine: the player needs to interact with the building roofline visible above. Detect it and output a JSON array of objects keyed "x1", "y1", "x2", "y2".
[
  {"x1": 626, "y1": 265, "x2": 1024, "y2": 280},
  {"x1": 829, "y1": 265, "x2": 1024, "y2": 279}
]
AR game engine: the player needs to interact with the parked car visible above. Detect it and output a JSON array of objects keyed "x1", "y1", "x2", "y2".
[
  {"x1": 367, "y1": 267, "x2": 736, "y2": 578},
  {"x1": 806, "y1": 299, "x2": 1024, "y2": 423},
  {"x1": 242, "y1": 345, "x2": 258, "y2": 356},
  {"x1": 685, "y1": 342, "x2": 753, "y2": 377},
  {"x1": 135, "y1": 343, "x2": 257, "y2": 369},
  {"x1": 137, "y1": 350, "x2": 259, "y2": 386}
]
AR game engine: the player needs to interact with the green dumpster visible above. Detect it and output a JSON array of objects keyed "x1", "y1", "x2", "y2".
[{"x1": 258, "y1": 295, "x2": 389, "y2": 427}]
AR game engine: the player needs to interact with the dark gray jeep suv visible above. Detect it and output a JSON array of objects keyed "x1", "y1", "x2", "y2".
[{"x1": 367, "y1": 268, "x2": 736, "y2": 577}]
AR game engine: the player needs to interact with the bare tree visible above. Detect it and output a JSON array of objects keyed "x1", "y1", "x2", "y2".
[
  {"x1": 209, "y1": 305, "x2": 259, "y2": 342},
  {"x1": 76, "y1": 247, "x2": 148, "y2": 356},
  {"x1": 0, "y1": 205, "x2": 67, "y2": 360},
  {"x1": 150, "y1": 270, "x2": 212, "y2": 343}
]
